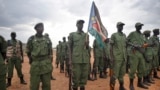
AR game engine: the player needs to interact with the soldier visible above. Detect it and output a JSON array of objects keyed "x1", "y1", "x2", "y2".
[
  {"x1": 68, "y1": 19, "x2": 90, "y2": 90},
  {"x1": 44, "y1": 33, "x2": 56, "y2": 80},
  {"x1": 6, "y1": 32, "x2": 27, "y2": 87},
  {"x1": 56, "y1": 41, "x2": 61, "y2": 68},
  {"x1": 110, "y1": 22, "x2": 126, "y2": 90},
  {"x1": 92, "y1": 39, "x2": 105, "y2": 80},
  {"x1": 0, "y1": 35, "x2": 7, "y2": 90},
  {"x1": 60, "y1": 37, "x2": 67, "y2": 73},
  {"x1": 127, "y1": 22, "x2": 148, "y2": 90},
  {"x1": 142, "y1": 30, "x2": 155, "y2": 85},
  {"x1": 150, "y1": 29, "x2": 160, "y2": 79},
  {"x1": 26, "y1": 23, "x2": 52, "y2": 90}
]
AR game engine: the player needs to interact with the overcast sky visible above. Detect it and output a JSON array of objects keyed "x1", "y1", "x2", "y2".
[{"x1": 0, "y1": 0, "x2": 160, "y2": 47}]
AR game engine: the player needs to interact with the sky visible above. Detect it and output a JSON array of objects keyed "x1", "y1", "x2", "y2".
[{"x1": 0, "y1": 0, "x2": 160, "y2": 47}]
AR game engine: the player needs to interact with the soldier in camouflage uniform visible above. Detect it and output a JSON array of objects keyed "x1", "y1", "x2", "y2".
[
  {"x1": 110, "y1": 22, "x2": 126, "y2": 90},
  {"x1": 68, "y1": 20, "x2": 90, "y2": 90},
  {"x1": 142, "y1": 30, "x2": 155, "y2": 85},
  {"x1": 26, "y1": 23, "x2": 52, "y2": 90},
  {"x1": 44, "y1": 33, "x2": 56, "y2": 80},
  {"x1": 60, "y1": 37, "x2": 67, "y2": 73},
  {"x1": 92, "y1": 39, "x2": 105, "y2": 80},
  {"x1": 127, "y1": 22, "x2": 148, "y2": 90},
  {"x1": 6, "y1": 32, "x2": 27, "y2": 87},
  {"x1": 150, "y1": 29, "x2": 160, "y2": 79},
  {"x1": 56, "y1": 41, "x2": 61, "y2": 68},
  {"x1": 0, "y1": 35, "x2": 7, "y2": 90}
]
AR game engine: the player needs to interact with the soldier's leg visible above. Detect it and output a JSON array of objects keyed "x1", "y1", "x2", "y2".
[
  {"x1": 153, "y1": 55, "x2": 160, "y2": 79},
  {"x1": 0, "y1": 75, "x2": 6, "y2": 90},
  {"x1": 137, "y1": 55, "x2": 148, "y2": 89},
  {"x1": 143, "y1": 62, "x2": 151, "y2": 86},
  {"x1": 99, "y1": 57, "x2": 105, "y2": 78},
  {"x1": 72, "y1": 63, "x2": 81, "y2": 89},
  {"x1": 14, "y1": 57, "x2": 27, "y2": 84},
  {"x1": 129, "y1": 55, "x2": 139, "y2": 90},
  {"x1": 7, "y1": 58, "x2": 14, "y2": 87},
  {"x1": 30, "y1": 74, "x2": 41, "y2": 90},
  {"x1": 41, "y1": 72, "x2": 51, "y2": 90},
  {"x1": 79, "y1": 63, "x2": 89, "y2": 90},
  {"x1": 118, "y1": 60, "x2": 126, "y2": 90}
]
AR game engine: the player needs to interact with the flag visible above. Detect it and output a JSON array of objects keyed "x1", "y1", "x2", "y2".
[{"x1": 88, "y1": 1, "x2": 108, "y2": 48}]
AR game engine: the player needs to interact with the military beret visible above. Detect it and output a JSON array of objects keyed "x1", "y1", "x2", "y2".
[
  {"x1": 11, "y1": 32, "x2": 16, "y2": 35},
  {"x1": 34, "y1": 22, "x2": 43, "y2": 30},
  {"x1": 143, "y1": 30, "x2": 151, "y2": 35},
  {"x1": 135, "y1": 22, "x2": 144, "y2": 27},
  {"x1": 76, "y1": 20, "x2": 85, "y2": 24},
  {"x1": 117, "y1": 22, "x2": 125, "y2": 26},
  {"x1": 153, "y1": 28, "x2": 159, "y2": 33}
]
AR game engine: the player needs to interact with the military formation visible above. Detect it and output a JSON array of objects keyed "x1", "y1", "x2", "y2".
[{"x1": 0, "y1": 20, "x2": 160, "y2": 90}]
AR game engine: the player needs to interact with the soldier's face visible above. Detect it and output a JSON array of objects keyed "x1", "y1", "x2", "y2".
[
  {"x1": 77, "y1": 23, "x2": 83, "y2": 30},
  {"x1": 36, "y1": 26, "x2": 44, "y2": 34},
  {"x1": 117, "y1": 25, "x2": 123, "y2": 32},
  {"x1": 11, "y1": 34, "x2": 16, "y2": 39}
]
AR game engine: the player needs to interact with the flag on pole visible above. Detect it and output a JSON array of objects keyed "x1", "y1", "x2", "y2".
[{"x1": 88, "y1": 1, "x2": 108, "y2": 48}]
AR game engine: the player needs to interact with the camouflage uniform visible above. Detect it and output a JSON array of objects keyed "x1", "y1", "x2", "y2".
[
  {"x1": 0, "y1": 35, "x2": 7, "y2": 90},
  {"x1": 93, "y1": 39, "x2": 104, "y2": 78},
  {"x1": 60, "y1": 38, "x2": 67, "y2": 73},
  {"x1": 68, "y1": 20, "x2": 90, "y2": 90},
  {"x1": 56, "y1": 41, "x2": 61, "y2": 68},
  {"x1": 6, "y1": 32, "x2": 26, "y2": 87},
  {"x1": 26, "y1": 23, "x2": 52, "y2": 90},
  {"x1": 110, "y1": 22, "x2": 127, "y2": 89}
]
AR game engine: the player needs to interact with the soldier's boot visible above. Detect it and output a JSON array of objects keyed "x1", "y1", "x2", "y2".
[
  {"x1": 20, "y1": 77, "x2": 27, "y2": 84},
  {"x1": 99, "y1": 71, "x2": 105, "y2": 78},
  {"x1": 143, "y1": 76, "x2": 150, "y2": 86},
  {"x1": 129, "y1": 78, "x2": 134, "y2": 90},
  {"x1": 137, "y1": 78, "x2": 148, "y2": 89},
  {"x1": 103, "y1": 71, "x2": 107, "y2": 78},
  {"x1": 88, "y1": 74, "x2": 94, "y2": 81},
  {"x1": 80, "y1": 86, "x2": 85, "y2": 90},
  {"x1": 6, "y1": 78, "x2": 11, "y2": 88},
  {"x1": 119, "y1": 81, "x2": 126, "y2": 90},
  {"x1": 72, "y1": 87, "x2": 78, "y2": 90},
  {"x1": 157, "y1": 67, "x2": 160, "y2": 71},
  {"x1": 51, "y1": 76, "x2": 56, "y2": 80},
  {"x1": 147, "y1": 75, "x2": 155, "y2": 84},
  {"x1": 153, "y1": 71, "x2": 160, "y2": 79}
]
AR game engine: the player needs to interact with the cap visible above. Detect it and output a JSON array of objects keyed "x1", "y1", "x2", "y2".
[
  {"x1": 117, "y1": 22, "x2": 125, "y2": 26},
  {"x1": 76, "y1": 20, "x2": 85, "y2": 24},
  {"x1": 143, "y1": 30, "x2": 151, "y2": 35},
  {"x1": 153, "y1": 28, "x2": 159, "y2": 33},
  {"x1": 44, "y1": 33, "x2": 49, "y2": 37},
  {"x1": 135, "y1": 22, "x2": 144, "y2": 27},
  {"x1": 34, "y1": 22, "x2": 43, "y2": 30},
  {"x1": 11, "y1": 32, "x2": 16, "y2": 35}
]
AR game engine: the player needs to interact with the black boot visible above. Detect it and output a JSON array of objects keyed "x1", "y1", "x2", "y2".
[
  {"x1": 6, "y1": 78, "x2": 11, "y2": 88},
  {"x1": 51, "y1": 76, "x2": 56, "y2": 80},
  {"x1": 147, "y1": 75, "x2": 155, "y2": 84},
  {"x1": 154, "y1": 71, "x2": 160, "y2": 79},
  {"x1": 119, "y1": 81, "x2": 126, "y2": 90},
  {"x1": 99, "y1": 71, "x2": 105, "y2": 78},
  {"x1": 73, "y1": 87, "x2": 78, "y2": 90},
  {"x1": 137, "y1": 78, "x2": 148, "y2": 89},
  {"x1": 143, "y1": 76, "x2": 151, "y2": 86},
  {"x1": 80, "y1": 86, "x2": 85, "y2": 90},
  {"x1": 88, "y1": 74, "x2": 94, "y2": 81},
  {"x1": 129, "y1": 78, "x2": 134, "y2": 90},
  {"x1": 20, "y1": 77, "x2": 27, "y2": 84}
]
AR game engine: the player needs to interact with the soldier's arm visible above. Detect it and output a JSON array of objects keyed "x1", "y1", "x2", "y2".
[
  {"x1": 19, "y1": 41, "x2": 24, "y2": 62},
  {"x1": 26, "y1": 36, "x2": 34, "y2": 64},
  {"x1": 0, "y1": 36, "x2": 7, "y2": 60}
]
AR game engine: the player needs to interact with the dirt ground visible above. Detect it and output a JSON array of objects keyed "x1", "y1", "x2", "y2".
[{"x1": 7, "y1": 51, "x2": 160, "y2": 90}]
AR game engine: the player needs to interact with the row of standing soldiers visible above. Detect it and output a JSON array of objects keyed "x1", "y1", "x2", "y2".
[{"x1": 55, "y1": 21, "x2": 160, "y2": 90}]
